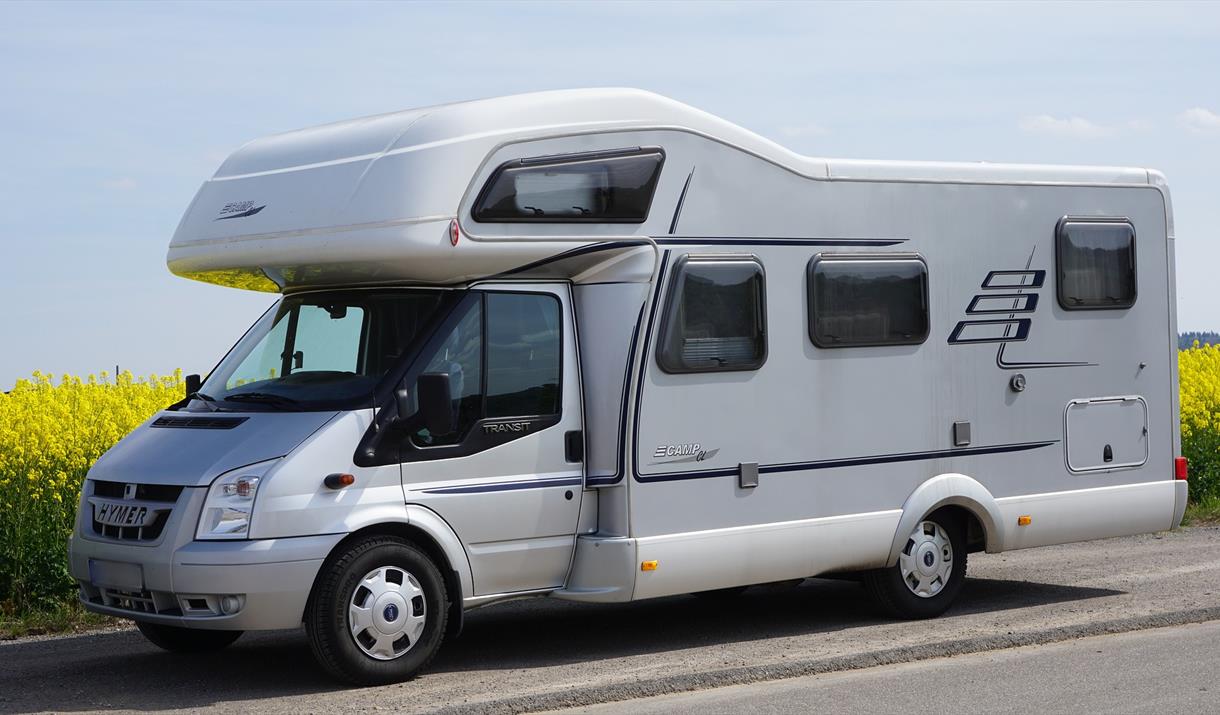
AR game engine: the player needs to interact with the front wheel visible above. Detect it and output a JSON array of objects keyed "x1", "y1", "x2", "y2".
[
  {"x1": 864, "y1": 513, "x2": 967, "y2": 619},
  {"x1": 306, "y1": 536, "x2": 448, "y2": 685},
  {"x1": 136, "y1": 622, "x2": 243, "y2": 652}
]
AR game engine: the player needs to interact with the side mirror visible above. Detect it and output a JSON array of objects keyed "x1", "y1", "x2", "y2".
[
  {"x1": 185, "y1": 373, "x2": 202, "y2": 397},
  {"x1": 416, "y1": 373, "x2": 455, "y2": 436}
]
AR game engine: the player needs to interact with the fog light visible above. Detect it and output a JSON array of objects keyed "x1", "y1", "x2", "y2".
[{"x1": 219, "y1": 595, "x2": 244, "y2": 615}]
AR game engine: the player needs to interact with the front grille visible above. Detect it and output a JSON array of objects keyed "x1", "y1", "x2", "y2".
[
  {"x1": 93, "y1": 510, "x2": 172, "y2": 541},
  {"x1": 100, "y1": 587, "x2": 159, "y2": 614},
  {"x1": 92, "y1": 480, "x2": 183, "y2": 502},
  {"x1": 89, "y1": 481, "x2": 184, "y2": 542},
  {"x1": 151, "y1": 415, "x2": 248, "y2": 429},
  {"x1": 83, "y1": 585, "x2": 183, "y2": 616}
]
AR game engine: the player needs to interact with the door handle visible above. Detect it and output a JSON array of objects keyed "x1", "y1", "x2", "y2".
[{"x1": 565, "y1": 430, "x2": 583, "y2": 463}]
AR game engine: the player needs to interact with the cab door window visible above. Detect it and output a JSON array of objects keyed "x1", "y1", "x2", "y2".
[
  {"x1": 416, "y1": 300, "x2": 482, "y2": 446},
  {"x1": 410, "y1": 291, "x2": 562, "y2": 449},
  {"x1": 486, "y1": 293, "x2": 562, "y2": 417}
]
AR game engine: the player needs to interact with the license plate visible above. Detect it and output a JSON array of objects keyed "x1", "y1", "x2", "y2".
[
  {"x1": 91, "y1": 498, "x2": 156, "y2": 528},
  {"x1": 88, "y1": 559, "x2": 144, "y2": 591}
]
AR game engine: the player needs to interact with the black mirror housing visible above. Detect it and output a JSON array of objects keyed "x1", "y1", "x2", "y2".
[
  {"x1": 416, "y1": 373, "x2": 455, "y2": 436},
  {"x1": 185, "y1": 373, "x2": 202, "y2": 397}
]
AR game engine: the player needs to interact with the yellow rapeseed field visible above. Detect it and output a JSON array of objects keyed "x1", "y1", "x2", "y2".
[
  {"x1": 1180, "y1": 342, "x2": 1220, "y2": 439},
  {"x1": 0, "y1": 371, "x2": 182, "y2": 613},
  {"x1": 1180, "y1": 342, "x2": 1220, "y2": 504},
  {"x1": 0, "y1": 351, "x2": 1218, "y2": 618}
]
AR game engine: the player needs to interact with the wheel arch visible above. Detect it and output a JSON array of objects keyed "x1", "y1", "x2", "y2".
[
  {"x1": 887, "y1": 473, "x2": 1003, "y2": 567},
  {"x1": 306, "y1": 505, "x2": 473, "y2": 639}
]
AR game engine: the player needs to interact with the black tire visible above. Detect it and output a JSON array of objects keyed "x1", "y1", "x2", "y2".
[
  {"x1": 864, "y1": 511, "x2": 967, "y2": 619},
  {"x1": 306, "y1": 536, "x2": 448, "y2": 685},
  {"x1": 136, "y1": 621, "x2": 243, "y2": 652}
]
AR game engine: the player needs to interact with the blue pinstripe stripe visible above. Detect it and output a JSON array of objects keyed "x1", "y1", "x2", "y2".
[{"x1": 417, "y1": 477, "x2": 582, "y2": 495}]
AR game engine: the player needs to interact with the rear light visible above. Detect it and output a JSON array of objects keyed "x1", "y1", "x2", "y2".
[{"x1": 1175, "y1": 456, "x2": 1189, "y2": 480}]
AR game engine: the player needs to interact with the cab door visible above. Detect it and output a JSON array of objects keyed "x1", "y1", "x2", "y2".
[{"x1": 400, "y1": 283, "x2": 584, "y2": 595}]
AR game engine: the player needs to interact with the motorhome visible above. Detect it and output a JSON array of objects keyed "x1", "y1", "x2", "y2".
[{"x1": 69, "y1": 89, "x2": 1187, "y2": 684}]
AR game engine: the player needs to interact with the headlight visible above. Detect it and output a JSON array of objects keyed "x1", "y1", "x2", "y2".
[{"x1": 197, "y1": 462, "x2": 275, "y2": 540}]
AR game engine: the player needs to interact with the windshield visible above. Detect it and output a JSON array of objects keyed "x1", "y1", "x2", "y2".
[{"x1": 195, "y1": 289, "x2": 452, "y2": 411}]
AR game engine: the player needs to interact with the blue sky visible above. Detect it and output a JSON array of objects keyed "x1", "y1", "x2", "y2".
[{"x1": 1, "y1": 0, "x2": 1217, "y2": 388}]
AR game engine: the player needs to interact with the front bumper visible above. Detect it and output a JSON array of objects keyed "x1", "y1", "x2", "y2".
[{"x1": 69, "y1": 490, "x2": 343, "y2": 630}]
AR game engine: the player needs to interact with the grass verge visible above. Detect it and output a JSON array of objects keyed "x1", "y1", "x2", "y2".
[
  {"x1": 0, "y1": 600, "x2": 118, "y2": 640},
  {"x1": 1182, "y1": 495, "x2": 1220, "y2": 526}
]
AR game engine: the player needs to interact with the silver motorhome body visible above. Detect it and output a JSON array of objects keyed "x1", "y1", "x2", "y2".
[{"x1": 70, "y1": 88, "x2": 1184, "y2": 683}]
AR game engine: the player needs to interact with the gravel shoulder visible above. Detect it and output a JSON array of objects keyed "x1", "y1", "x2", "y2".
[{"x1": 2, "y1": 526, "x2": 1218, "y2": 714}]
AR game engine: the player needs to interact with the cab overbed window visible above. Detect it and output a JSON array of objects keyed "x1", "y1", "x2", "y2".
[
  {"x1": 657, "y1": 257, "x2": 767, "y2": 373},
  {"x1": 1056, "y1": 220, "x2": 1136, "y2": 309},
  {"x1": 473, "y1": 148, "x2": 664, "y2": 223},
  {"x1": 808, "y1": 256, "x2": 929, "y2": 348}
]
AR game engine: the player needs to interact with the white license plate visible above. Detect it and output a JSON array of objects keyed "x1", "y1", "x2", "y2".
[{"x1": 91, "y1": 498, "x2": 156, "y2": 528}]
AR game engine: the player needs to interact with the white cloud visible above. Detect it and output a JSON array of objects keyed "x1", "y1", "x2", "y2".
[
  {"x1": 101, "y1": 177, "x2": 138, "y2": 190},
  {"x1": 780, "y1": 122, "x2": 829, "y2": 138},
  {"x1": 1018, "y1": 115, "x2": 1115, "y2": 138},
  {"x1": 1180, "y1": 107, "x2": 1220, "y2": 134}
]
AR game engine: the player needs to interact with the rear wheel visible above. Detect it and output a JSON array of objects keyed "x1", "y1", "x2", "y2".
[
  {"x1": 136, "y1": 622, "x2": 243, "y2": 652},
  {"x1": 864, "y1": 512, "x2": 967, "y2": 619},
  {"x1": 306, "y1": 536, "x2": 448, "y2": 685}
]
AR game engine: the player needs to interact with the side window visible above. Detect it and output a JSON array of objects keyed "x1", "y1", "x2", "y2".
[
  {"x1": 657, "y1": 256, "x2": 767, "y2": 373},
  {"x1": 486, "y1": 293, "x2": 562, "y2": 417},
  {"x1": 417, "y1": 301, "x2": 483, "y2": 446},
  {"x1": 1056, "y1": 219, "x2": 1136, "y2": 309},
  {"x1": 472, "y1": 148, "x2": 664, "y2": 223},
  {"x1": 411, "y1": 292, "x2": 562, "y2": 448},
  {"x1": 808, "y1": 255, "x2": 929, "y2": 348}
]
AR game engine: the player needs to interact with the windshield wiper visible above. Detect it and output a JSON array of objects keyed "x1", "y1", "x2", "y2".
[
  {"x1": 223, "y1": 392, "x2": 305, "y2": 411},
  {"x1": 186, "y1": 391, "x2": 220, "y2": 412}
]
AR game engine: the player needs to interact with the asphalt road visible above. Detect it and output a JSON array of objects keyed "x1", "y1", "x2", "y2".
[
  {"x1": 560, "y1": 620, "x2": 1220, "y2": 714},
  {"x1": 1, "y1": 526, "x2": 1218, "y2": 714}
]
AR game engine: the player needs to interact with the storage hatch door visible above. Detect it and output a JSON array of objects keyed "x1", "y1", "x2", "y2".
[{"x1": 1064, "y1": 396, "x2": 1149, "y2": 472}]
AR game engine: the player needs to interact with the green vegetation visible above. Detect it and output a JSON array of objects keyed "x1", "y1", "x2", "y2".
[{"x1": 0, "y1": 600, "x2": 117, "y2": 640}]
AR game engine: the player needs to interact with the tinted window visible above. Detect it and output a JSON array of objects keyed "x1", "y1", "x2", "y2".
[
  {"x1": 417, "y1": 301, "x2": 483, "y2": 446},
  {"x1": 410, "y1": 292, "x2": 562, "y2": 447},
  {"x1": 658, "y1": 257, "x2": 767, "y2": 373},
  {"x1": 809, "y1": 257, "x2": 929, "y2": 347},
  {"x1": 486, "y1": 293, "x2": 561, "y2": 417},
  {"x1": 1056, "y1": 220, "x2": 1136, "y2": 309},
  {"x1": 473, "y1": 148, "x2": 664, "y2": 223}
]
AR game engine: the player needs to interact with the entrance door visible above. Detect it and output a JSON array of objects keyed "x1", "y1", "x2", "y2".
[{"x1": 400, "y1": 283, "x2": 584, "y2": 595}]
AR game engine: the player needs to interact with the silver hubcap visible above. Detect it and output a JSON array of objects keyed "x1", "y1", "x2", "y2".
[
  {"x1": 348, "y1": 566, "x2": 427, "y2": 660},
  {"x1": 898, "y1": 520, "x2": 954, "y2": 598}
]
